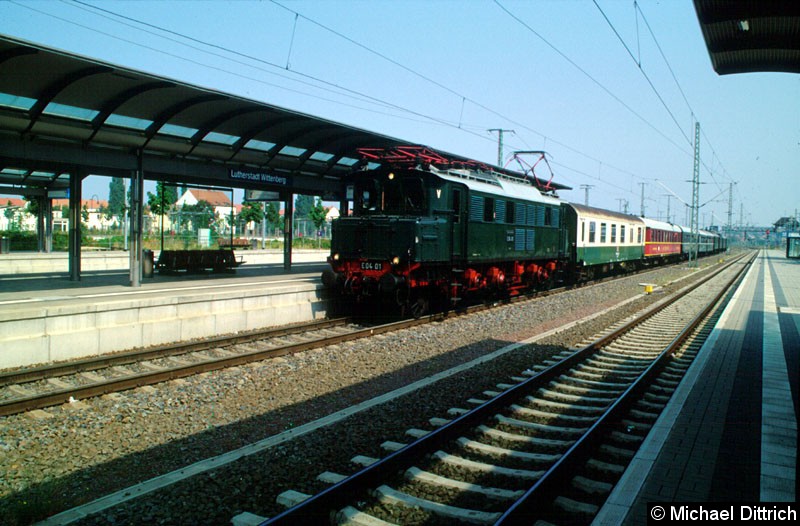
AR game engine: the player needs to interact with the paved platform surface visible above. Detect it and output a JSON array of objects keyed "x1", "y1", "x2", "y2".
[
  {"x1": 0, "y1": 251, "x2": 328, "y2": 310},
  {"x1": 0, "y1": 250, "x2": 331, "y2": 369},
  {"x1": 596, "y1": 250, "x2": 799, "y2": 525}
]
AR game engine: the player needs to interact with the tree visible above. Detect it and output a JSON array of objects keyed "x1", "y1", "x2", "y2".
[
  {"x1": 238, "y1": 201, "x2": 264, "y2": 225},
  {"x1": 265, "y1": 202, "x2": 281, "y2": 233},
  {"x1": 3, "y1": 201, "x2": 16, "y2": 230},
  {"x1": 178, "y1": 201, "x2": 216, "y2": 233},
  {"x1": 24, "y1": 196, "x2": 40, "y2": 219},
  {"x1": 147, "y1": 182, "x2": 178, "y2": 216},
  {"x1": 108, "y1": 177, "x2": 126, "y2": 217},
  {"x1": 309, "y1": 197, "x2": 327, "y2": 232},
  {"x1": 294, "y1": 194, "x2": 315, "y2": 220}
]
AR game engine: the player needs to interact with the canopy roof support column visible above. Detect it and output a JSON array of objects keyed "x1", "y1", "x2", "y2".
[
  {"x1": 37, "y1": 195, "x2": 53, "y2": 253},
  {"x1": 68, "y1": 171, "x2": 82, "y2": 281},
  {"x1": 283, "y1": 192, "x2": 293, "y2": 271},
  {"x1": 129, "y1": 151, "x2": 144, "y2": 287}
]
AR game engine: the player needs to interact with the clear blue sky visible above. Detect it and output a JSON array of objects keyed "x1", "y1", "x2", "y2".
[{"x1": 1, "y1": 0, "x2": 797, "y2": 228}]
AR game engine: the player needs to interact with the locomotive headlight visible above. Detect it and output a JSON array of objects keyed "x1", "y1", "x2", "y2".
[
  {"x1": 392, "y1": 256, "x2": 401, "y2": 265},
  {"x1": 332, "y1": 253, "x2": 340, "y2": 261},
  {"x1": 388, "y1": 172, "x2": 395, "y2": 180}
]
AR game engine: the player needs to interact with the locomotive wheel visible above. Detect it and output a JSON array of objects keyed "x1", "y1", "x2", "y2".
[{"x1": 410, "y1": 297, "x2": 429, "y2": 319}]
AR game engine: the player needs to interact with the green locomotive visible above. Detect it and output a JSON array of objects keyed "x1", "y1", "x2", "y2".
[
  {"x1": 322, "y1": 147, "x2": 567, "y2": 316},
  {"x1": 322, "y1": 146, "x2": 725, "y2": 316}
]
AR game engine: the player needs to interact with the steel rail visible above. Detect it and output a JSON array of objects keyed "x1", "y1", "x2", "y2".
[
  {"x1": 0, "y1": 318, "x2": 352, "y2": 387},
  {"x1": 260, "y1": 252, "x2": 751, "y2": 525},
  {"x1": 0, "y1": 253, "x2": 741, "y2": 419},
  {"x1": 0, "y1": 317, "x2": 434, "y2": 417},
  {"x1": 495, "y1": 251, "x2": 755, "y2": 523}
]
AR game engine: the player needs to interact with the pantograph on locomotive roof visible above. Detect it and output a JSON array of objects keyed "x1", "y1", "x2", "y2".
[{"x1": 355, "y1": 145, "x2": 569, "y2": 195}]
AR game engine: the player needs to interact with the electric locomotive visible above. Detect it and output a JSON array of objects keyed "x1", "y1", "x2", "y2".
[
  {"x1": 322, "y1": 146, "x2": 728, "y2": 316},
  {"x1": 322, "y1": 147, "x2": 568, "y2": 316}
]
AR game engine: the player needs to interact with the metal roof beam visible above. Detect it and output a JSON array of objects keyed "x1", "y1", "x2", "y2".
[
  {"x1": 185, "y1": 105, "x2": 264, "y2": 156},
  {"x1": 142, "y1": 94, "x2": 228, "y2": 149},
  {"x1": 23, "y1": 65, "x2": 112, "y2": 135},
  {"x1": 87, "y1": 80, "x2": 176, "y2": 143}
]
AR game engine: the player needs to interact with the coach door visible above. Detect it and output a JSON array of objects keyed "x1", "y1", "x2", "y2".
[{"x1": 451, "y1": 188, "x2": 465, "y2": 261}]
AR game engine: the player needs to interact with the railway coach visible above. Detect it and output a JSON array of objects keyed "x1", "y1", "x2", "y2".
[
  {"x1": 642, "y1": 217, "x2": 682, "y2": 264},
  {"x1": 679, "y1": 226, "x2": 724, "y2": 258},
  {"x1": 560, "y1": 203, "x2": 645, "y2": 280}
]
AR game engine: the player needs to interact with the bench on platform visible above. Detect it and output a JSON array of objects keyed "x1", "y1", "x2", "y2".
[
  {"x1": 218, "y1": 238, "x2": 251, "y2": 249},
  {"x1": 155, "y1": 249, "x2": 244, "y2": 273}
]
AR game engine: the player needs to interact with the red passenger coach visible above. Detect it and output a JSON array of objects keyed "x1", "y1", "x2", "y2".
[{"x1": 642, "y1": 218, "x2": 682, "y2": 261}]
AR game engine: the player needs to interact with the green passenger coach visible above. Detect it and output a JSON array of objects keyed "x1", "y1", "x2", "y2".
[{"x1": 562, "y1": 203, "x2": 646, "y2": 279}]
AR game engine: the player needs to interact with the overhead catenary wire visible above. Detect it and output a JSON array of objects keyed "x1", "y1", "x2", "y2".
[
  {"x1": 65, "y1": 0, "x2": 666, "y2": 200},
  {"x1": 7, "y1": 0, "x2": 732, "y2": 220},
  {"x1": 592, "y1": 0, "x2": 692, "y2": 148},
  {"x1": 495, "y1": 0, "x2": 691, "y2": 157},
  {"x1": 598, "y1": 0, "x2": 735, "y2": 194}
]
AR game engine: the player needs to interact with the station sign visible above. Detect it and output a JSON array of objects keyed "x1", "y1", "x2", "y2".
[
  {"x1": 244, "y1": 189, "x2": 281, "y2": 202},
  {"x1": 229, "y1": 169, "x2": 291, "y2": 187},
  {"x1": 47, "y1": 189, "x2": 69, "y2": 198}
]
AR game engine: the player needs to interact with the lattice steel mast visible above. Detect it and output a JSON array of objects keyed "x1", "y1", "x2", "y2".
[{"x1": 690, "y1": 121, "x2": 700, "y2": 267}]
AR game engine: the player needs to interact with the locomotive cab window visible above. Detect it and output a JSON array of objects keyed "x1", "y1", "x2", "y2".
[
  {"x1": 353, "y1": 175, "x2": 427, "y2": 215},
  {"x1": 354, "y1": 179, "x2": 380, "y2": 213}
]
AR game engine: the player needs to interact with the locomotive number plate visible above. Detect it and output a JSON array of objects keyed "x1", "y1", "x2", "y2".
[{"x1": 360, "y1": 261, "x2": 383, "y2": 271}]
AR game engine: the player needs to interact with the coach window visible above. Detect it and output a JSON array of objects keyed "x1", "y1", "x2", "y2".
[
  {"x1": 581, "y1": 221, "x2": 586, "y2": 242},
  {"x1": 621, "y1": 225, "x2": 626, "y2": 243},
  {"x1": 600, "y1": 223, "x2": 607, "y2": 243},
  {"x1": 589, "y1": 221, "x2": 596, "y2": 243},
  {"x1": 484, "y1": 197, "x2": 495, "y2": 222},
  {"x1": 611, "y1": 224, "x2": 617, "y2": 243},
  {"x1": 637, "y1": 227, "x2": 642, "y2": 243}
]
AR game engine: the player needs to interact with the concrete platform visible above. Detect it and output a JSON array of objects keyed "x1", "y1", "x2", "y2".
[
  {"x1": 595, "y1": 250, "x2": 799, "y2": 525},
  {"x1": 0, "y1": 250, "x2": 331, "y2": 369}
]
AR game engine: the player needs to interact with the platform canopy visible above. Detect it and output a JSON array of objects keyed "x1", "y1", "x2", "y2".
[
  {"x1": 693, "y1": 0, "x2": 800, "y2": 75},
  {"x1": 0, "y1": 34, "x2": 411, "y2": 197},
  {"x1": 0, "y1": 34, "x2": 569, "y2": 200}
]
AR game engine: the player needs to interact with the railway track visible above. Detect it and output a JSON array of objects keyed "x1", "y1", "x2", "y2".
[
  {"x1": 1, "y1": 256, "x2": 717, "y2": 418},
  {"x1": 262, "y1": 252, "x2": 753, "y2": 525},
  {"x1": 0, "y1": 318, "x2": 372, "y2": 417}
]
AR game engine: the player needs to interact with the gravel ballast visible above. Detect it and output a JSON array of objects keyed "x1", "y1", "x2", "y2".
[{"x1": 0, "y1": 260, "x2": 725, "y2": 525}]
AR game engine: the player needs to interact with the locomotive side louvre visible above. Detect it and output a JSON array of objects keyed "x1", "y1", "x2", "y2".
[{"x1": 435, "y1": 171, "x2": 564, "y2": 264}]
